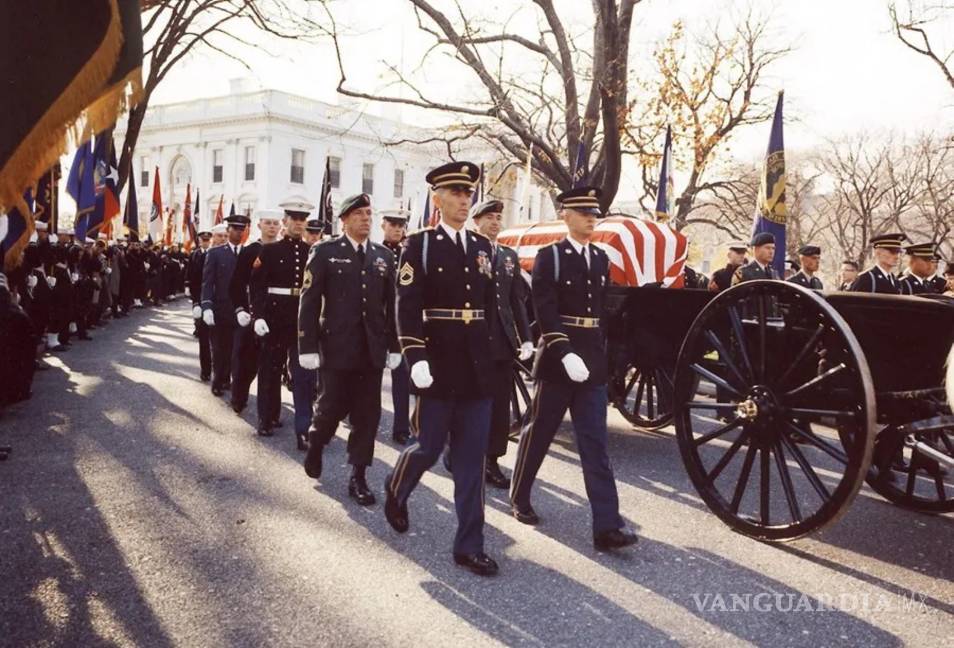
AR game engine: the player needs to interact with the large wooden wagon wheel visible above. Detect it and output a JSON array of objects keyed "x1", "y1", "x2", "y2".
[
  {"x1": 611, "y1": 362, "x2": 677, "y2": 431},
  {"x1": 673, "y1": 281, "x2": 876, "y2": 541}
]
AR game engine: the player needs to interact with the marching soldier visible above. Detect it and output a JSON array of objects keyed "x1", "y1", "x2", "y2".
[
  {"x1": 900, "y1": 242, "x2": 940, "y2": 295},
  {"x1": 188, "y1": 229, "x2": 213, "y2": 382},
  {"x1": 731, "y1": 232, "x2": 778, "y2": 284},
  {"x1": 849, "y1": 233, "x2": 907, "y2": 294},
  {"x1": 508, "y1": 186, "x2": 637, "y2": 552},
  {"x1": 229, "y1": 210, "x2": 283, "y2": 416},
  {"x1": 250, "y1": 202, "x2": 313, "y2": 441},
  {"x1": 708, "y1": 242, "x2": 748, "y2": 292},
  {"x1": 297, "y1": 194, "x2": 400, "y2": 503},
  {"x1": 385, "y1": 162, "x2": 500, "y2": 576},
  {"x1": 380, "y1": 208, "x2": 412, "y2": 444},
  {"x1": 201, "y1": 213, "x2": 250, "y2": 396},
  {"x1": 787, "y1": 245, "x2": 824, "y2": 290}
]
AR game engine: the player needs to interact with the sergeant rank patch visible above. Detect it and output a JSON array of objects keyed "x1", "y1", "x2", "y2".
[{"x1": 399, "y1": 262, "x2": 414, "y2": 286}]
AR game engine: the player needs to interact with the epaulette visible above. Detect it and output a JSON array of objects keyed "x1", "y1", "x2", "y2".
[
  {"x1": 406, "y1": 226, "x2": 433, "y2": 238},
  {"x1": 470, "y1": 229, "x2": 490, "y2": 242}
]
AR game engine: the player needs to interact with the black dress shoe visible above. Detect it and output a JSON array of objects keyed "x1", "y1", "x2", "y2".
[
  {"x1": 511, "y1": 502, "x2": 540, "y2": 525},
  {"x1": 442, "y1": 449, "x2": 452, "y2": 474},
  {"x1": 392, "y1": 429, "x2": 410, "y2": 445},
  {"x1": 271, "y1": 419, "x2": 284, "y2": 429},
  {"x1": 200, "y1": 374, "x2": 210, "y2": 383},
  {"x1": 349, "y1": 473, "x2": 376, "y2": 506},
  {"x1": 485, "y1": 461, "x2": 511, "y2": 489},
  {"x1": 296, "y1": 431, "x2": 308, "y2": 452},
  {"x1": 593, "y1": 528, "x2": 639, "y2": 551},
  {"x1": 211, "y1": 386, "x2": 224, "y2": 397},
  {"x1": 303, "y1": 433, "x2": 324, "y2": 478},
  {"x1": 384, "y1": 476, "x2": 409, "y2": 533},
  {"x1": 231, "y1": 400, "x2": 246, "y2": 414},
  {"x1": 453, "y1": 552, "x2": 499, "y2": 576},
  {"x1": 257, "y1": 423, "x2": 273, "y2": 437}
]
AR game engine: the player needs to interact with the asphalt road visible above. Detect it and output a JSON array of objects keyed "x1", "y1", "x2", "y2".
[{"x1": 1, "y1": 298, "x2": 952, "y2": 647}]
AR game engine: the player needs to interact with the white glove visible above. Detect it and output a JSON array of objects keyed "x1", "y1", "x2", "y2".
[
  {"x1": 236, "y1": 310, "x2": 252, "y2": 327},
  {"x1": 46, "y1": 276, "x2": 57, "y2": 288},
  {"x1": 299, "y1": 353, "x2": 320, "y2": 370},
  {"x1": 26, "y1": 275, "x2": 38, "y2": 290},
  {"x1": 518, "y1": 341, "x2": 534, "y2": 361},
  {"x1": 254, "y1": 319, "x2": 270, "y2": 337},
  {"x1": 410, "y1": 361, "x2": 433, "y2": 389},
  {"x1": 70, "y1": 272, "x2": 79, "y2": 283},
  {"x1": 69, "y1": 322, "x2": 77, "y2": 333},
  {"x1": 144, "y1": 262, "x2": 150, "y2": 271},
  {"x1": 386, "y1": 352, "x2": 403, "y2": 370},
  {"x1": 561, "y1": 353, "x2": 589, "y2": 383},
  {"x1": 202, "y1": 310, "x2": 215, "y2": 326},
  {"x1": 192, "y1": 305, "x2": 202, "y2": 319},
  {"x1": 105, "y1": 267, "x2": 112, "y2": 275}
]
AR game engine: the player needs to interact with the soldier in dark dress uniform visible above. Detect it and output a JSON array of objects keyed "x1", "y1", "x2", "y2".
[
  {"x1": 304, "y1": 218, "x2": 325, "y2": 247},
  {"x1": 509, "y1": 186, "x2": 638, "y2": 552},
  {"x1": 708, "y1": 242, "x2": 747, "y2": 292},
  {"x1": 849, "y1": 233, "x2": 907, "y2": 294},
  {"x1": 732, "y1": 232, "x2": 778, "y2": 284},
  {"x1": 838, "y1": 260, "x2": 859, "y2": 291},
  {"x1": 900, "y1": 242, "x2": 940, "y2": 295},
  {"x1": 188, "y1": 229, "x2": 213, "y2": 382},
  {"x1": 927, "y1": 254, "x2": 947, "y2": 294},
  {"x1": 787, "y1": 245, "x2": 824, "y2": 290},
  {"x1": 385, "y1": 162, "x2": 500, "y2": 576},
  {"x1": 250, "y1": 203, "x2": 313, "y2": 440},
  {"x1": 298, "y1": 194, "x2": 400, "y2": 503},
  {"x1": 380, "y1": 209, "x2": 412, "y2": 445}
]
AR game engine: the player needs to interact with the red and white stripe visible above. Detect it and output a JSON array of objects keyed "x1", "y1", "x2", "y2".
[{"x1": 498, "y1": 216, "x2": 688, "y2": 288}]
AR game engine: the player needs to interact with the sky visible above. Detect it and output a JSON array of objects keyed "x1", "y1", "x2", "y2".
[{"x1": 147, "y1": 0, "x2": 954, "y2": 199}]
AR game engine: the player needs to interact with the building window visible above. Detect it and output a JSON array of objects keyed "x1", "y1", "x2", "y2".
[
  {"x1": 393, "y1": 168, "x2": 404, "y2": 198},
  {"x1": 291, "y1": 148, "x2": 305, "y2": 184},
  {"x1": 329, "y1": 156, "x2": 341, "y2": 188},
  {"x1": 362, "y1": 163, "x2": 374, "y2": 194},
  {"x1": 140, "y1": 156, "x2": 149, "y2": 186},
  {"x1": 244, "y1": 146, "x2": 255, "y2": 181},
  {"x1": 212, "y1": 150, "x2": 223, "y2": 184}
]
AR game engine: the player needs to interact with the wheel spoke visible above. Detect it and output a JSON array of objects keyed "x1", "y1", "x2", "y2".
[
  {"x1": 776, "y1": 324, "x2": 826, "y2": 391},
  {"x1": 727, "y1": 305, "x2": 754, "y2": 382},
  {"x1": 773, "y1": 440, "x2": 802, "y2": 523},
  {"x1": 686, "y1": 401, "x2": 738, "y2": 416},
  {"x1": 784, "y1": 363, "x2": 847, "y2": 399},
  {"x1": 757, "y1": 293, "x2": 767, "y2": 383},
  {"x1": 693, "y1": 417, "x2": 743, "y2": 447},
  {"x1": 779, "y1": 432, "x2": 831, "y2": 501},
  {"x1": 939, "y1": 431, "x2": 954, "y2": 456},
  {"x1": 647, "y1": 372, "x2": 656, "y2": 419},
  {"x1": 707, "y1": 431, "x2": 749, "y2": 482},
  {"x1": 905, "y1": 457, "x2": 918, "y2": 498},
  {"x1": 934, "y1": 472, "x2": 947, "y2": 501},
  {"x1": 730, "y1": 443, "x2": 758, "y2": 513},
  {"x1": 784, "y1": 421, "x2": 849, "y2": 465},
  {"x1": 691, "y1": 363, "x2": 743, "y2": 398},
  {"x1": 633, "y1": 373, "x2": 646, "y2": 417},
  {"x1": 623, "y1": 369, "x2": 638, "y2": 399},
  {"x1": 786, "y1": 407, "x2": 856, "y2": 422},
  {"x1": 760, "y1": 446, "x2": 771, "y2": 525},
  {"x1": 704, "y1": 329, "x2": 748, "y2": 389}
]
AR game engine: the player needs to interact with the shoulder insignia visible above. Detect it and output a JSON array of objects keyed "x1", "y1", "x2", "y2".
[
  {"x1": 407, "y1": 226, "x2": 433, "y2": 238},
  {"x1": 302, "y1": 268, "x2": 312, "y2": 291},
  {"x1": 252, "y1": 257, "x2": 262, "y2": 269},
  {"x1": 399, "y1": 261, "x2": 414, "y2": 286}
]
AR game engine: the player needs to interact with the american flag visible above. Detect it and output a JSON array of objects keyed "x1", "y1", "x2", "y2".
[{"x1": 497, "y1": 216, "x2": 688, "y2": 288}]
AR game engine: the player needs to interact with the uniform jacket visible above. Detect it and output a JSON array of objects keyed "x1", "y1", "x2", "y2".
[
  {"x1": 252, "y1": 237, "x2": 311, "y2": 337},
  {"x1": 848, "y1": 266, "x2": 901, "y2": 294},
  {"x1": 531, "y1": 238, "x2": 610, "y2": 386},
  {"x1": 396, "y1": 226, "x2": 495, "y2": 397},
  {"x1": 298, "y1": 236, "x2": 397, "y2": 370},
  {"x1": 927, "y1": 275, "x2": 947, "y2": 294},
  {"x1": 731, "y1": 261, "x2": 777, "y2": 285},
  {"x1": 229, "y1": 241, "x2": 263, "y2": 316},
  {"x1": 711, "y1": 263, "x2": 741, "y2": 292},
  {"x1": 187, "y1": 248, "x2": 207, "y2": 306},
  {"x1": 787, "y1": 270, "x2": 823, "y2": 290},
  {"x1": 489, "y1": 243, "x2": 531, "y2": 361},
  {"x1": 900, "y1": 273, "x2": 942, "y2": 296},
  {"x1": 201, "y1": 243, "x2": 240, "y2": 323}
]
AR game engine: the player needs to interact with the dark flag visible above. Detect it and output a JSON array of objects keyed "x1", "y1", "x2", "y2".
[
  {"x1": 67, "y1": 139, "x2": 97, "y2": 241},
  {"x1": 654, "y1": 126, "x2": 674, "y2": 223},
  {"x1": 34, "y1": 163, "x2": 61, "y2": 232},
  {"x1": 124, "y1": 163, "x2": 139, "y2": 241},
  {"x1": 571, "y1": 138, "x2": 588, "y2": 189},
  {"x1": 318, "y1": 157, "x2": 334, "y2": 235},
  {"x1": 90, "y1": 129, "x2": 121, "y2": 239},
  {"x1": 2, "y1": 190, "x2": 33, "y2": 271},
  {"x1": 1, "y1": 0, "x2": 142, "y2": 217},
  {"x1": 751, "y1": 91, "x2": 786, "y2": 277}
]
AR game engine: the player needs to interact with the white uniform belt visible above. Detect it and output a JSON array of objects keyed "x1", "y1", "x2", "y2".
[{"x1": 267, "y1": 287, "x2": 301, "y2": 296}]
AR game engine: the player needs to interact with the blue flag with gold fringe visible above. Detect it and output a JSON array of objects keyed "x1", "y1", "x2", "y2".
[
  {"x1": 654, "y1": 126, "x2": 674, "y2": 222},
  {"x1": 751, "y1": 91, "x2": 786, "y2": 276}
]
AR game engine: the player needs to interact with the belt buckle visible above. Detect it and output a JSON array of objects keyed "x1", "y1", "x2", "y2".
[{"x1": 461, "y1": 309, "x2": 472, "y2": 325}]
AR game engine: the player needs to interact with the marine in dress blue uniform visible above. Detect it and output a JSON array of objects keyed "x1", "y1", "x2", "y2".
[
  {"x1": 787, "y1": 245, "x2": 824, "y2": 290},
  {"x1": 849, "y1": 233, "x2": 907, "y2": 294},
  {"x1": 384, "y1": 162, "x2": 500, "y2": 576},
  {"x1": 509, "y1": 186, "x2": 638, "y2": 551}
]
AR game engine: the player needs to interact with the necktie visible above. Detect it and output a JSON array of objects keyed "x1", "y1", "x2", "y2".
[
  {"x1": 232, "y1": 245, "x2": 238, "y2": 257},
  {"x1": 582, "y1": 245, "x2": 590, "y2": 269},
  {"x1": 455, "y1": 231, "x2": 465, "y2": 255},
  {"x1": 356, "y1": 243, "x2": 365, "y2": 265}
]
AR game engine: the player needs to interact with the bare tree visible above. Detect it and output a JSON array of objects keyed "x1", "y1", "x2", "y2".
[
  {"x1": 903, "y1": 133, "x2": 954, "y2": 256},
  {"x1": 889, "y1": 1, "x2": 954, "y2": 89},
  {"x1": 625, "y1": 12, "x2": 792, "y2": 230},
  {"x1": 117, "y1": 0, "x2": 329, "y2": 192},
  {"x1": 329, "y1": 0, "x2": 641, "y2": 211}
]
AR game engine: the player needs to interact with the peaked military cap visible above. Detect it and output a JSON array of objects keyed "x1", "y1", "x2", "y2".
[
  {"x1": 380, "y1": 209, "x2": 410, "y2": 224},
  {"x1": 426, "y1": 161, "x2": 480, "y2": 190},
  {"x1": 279, "y1": 199, "x2": 314, "y2": 219},
  {"x1": 870, "y1": 232, "x2": 906, "y2": 250},
  {"x1": 750, "y1": 231, "x2": 775, "y2": 247},
  {"x1": 557, "y1": 186, "x2": 603, "y2": 216},
  {"x1": 904, "y1": 241, "x2": 937, "y2": 258},
  {"x1": 728, "y1": 241, "x2": 749, "y2": 252},
  {"x1": 797, "y1": 244, "x2": 821, "y2": 256},
  {"x1": 211, "y1": 223, "x2": 228, "y2": 234},
  {"x1": 339, "y1": 193, "x2": 371, "y2": 218},
  {"x1": 225, "y1": 213, "x2": 251, "y2": 229},
  {"x1": 305, "y1": 219, "x2": 324, "y2": 233},
  {"x1": 470, "y1": 199, "x2": 504, "y2": 219}
]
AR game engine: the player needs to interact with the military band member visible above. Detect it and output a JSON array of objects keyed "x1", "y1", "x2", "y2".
[
  {"x1": 509, "y1": 186, "x2": 638, "y2": 552},
  {"x1": 708, "y1": 242, "x2": 747, "y2": 292},
  {"x1": 229, "y1": 210, "x2": 283, "y2": 416},
  {"x1": 787, "y1": 245, "x2": 823, "y2": 290},
  {"x1": 900, "y1": 242, "x2": 940, "y2": 295},
  {"x1": 838, "y1": 260, "x2": 859, "y2": 291},
  {"x1": 298, "y1": 194, "x2": 400, "y2": 503},
  {"x1": 201, "y1": 214, "x2": 250, "y2": 395},
  {"x1": 731, "y1": 232, "x2": 778, "y2": 284},
  {"x1": 249, "y1": 202, "x2": 313, "y2": 440},
  {"x1": 188, "y1": 229, "x2": 213, "y2": 382},
  {"x1": 848, "y1": 233, "x2": 907, "y2": 294},
  {"x1": 380, "y1": 209, "x2": 412, "y2": 445},
  {"x1": 385, "y1": 162, "x2": 500, "y2": 576}
]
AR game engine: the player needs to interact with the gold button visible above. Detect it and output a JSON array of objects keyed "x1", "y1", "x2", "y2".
[
  {"x1": 464, "y1": 302, "x2": 471, "y2": 308},
  {"x1": 587, "y1": 307, "x2": 592, "y2": 313},
  {"x1": 464, "y1": 268, "x2": 469, "y2": 273},
  {"x1": 361, "y1": 270, "x2": 366, "y2": 274},
  {"x1": 465, "y1": 284, "x2": 470, "y2": 290},
  {"x1": 438, "y1": 267, "x2": 443, "y2": 272}
]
